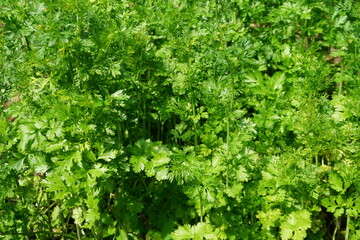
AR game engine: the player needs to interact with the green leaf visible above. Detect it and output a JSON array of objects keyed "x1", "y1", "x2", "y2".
[
  {"x1": 84, "y1": 207, "x2": 100, "y2": 228},
  {"x1": 155, "y1": 168, "x2": 169, "y2": 181},
  {"x1": 109, "y1": 90, "x2": 129, "y2": 101},
  {"x1": 51, "y1": 205, "x2": 62, "y2": 226},
  {"x1": 328, "y1": 172, "x2": 343, "y2": 192},
  {"x1": 172, "y1": 224, "x2": 193, "y2": 239},
  {"x1": 172, "y1": 223, "x2": 219, "y2": 240},
  {"x1": 257, "y1": 209, "x2": 282, "y2": 230},
  {"x1": 98, "y1": 150, "x2": 117, "y2": 162},
  {"x1": 117, "y1": 229, "x2": 128, "y2": 240},
  {"x1": 19, "y1": 124, "x2": 36, "y2": 134},
  {"x1": 85, "y1": 150, "x2": 97, "y2": 162},
  {"x1": 9, "y1": 158, "x2": 26, "y2": 171},
  {"x1": 225, "y1": 183, "x2": 243, "y2": 199},
  {"x1": 103, "y1": 227, "x2": 117, "y2": 238},
  {"x1": 88, "y1": 165, "x2": 108, "y2": 178},
  {"x1": 58, "y1": 150, "x2": 83, "y2": 170},
  {"x1": 28, "y1": 154, "x2": 48, "y2": 173},
  {"x1": 101, "y1": 213, "x2": 115, "y2": 226},
  {"x1": 152, "y1": 154, "x2": 171, "y2": 167},
  {"x1": 236, "y1": 166, "x2": 249, "y2": 182},
  {"x1": 18, "y1": 133, "x2": 35, "y2": 152},
  {"x1": 280, "y1": 210, "x2": 311, "y2": 240},
  {"x1": 72, "y1": 207, "x2": 84, "y2": 226},
  {"x1": 245, "y1": 70, "x2": 263, "y2": 85},
  {"x1": 44, "y1": 140, "x2": 67, "y2": 153},
  {"x1": 322, "y1": 195, "x2": 345, "y2": 217},
  {"x1": 130, "y1": 155, "x2": 148, "y2": 173},
  {"x1": 193, "y1": 222, "x2": 218, "y2": 240},
  {"x1": 271, "y1": 72, "x2": 285, "y2": 90}
]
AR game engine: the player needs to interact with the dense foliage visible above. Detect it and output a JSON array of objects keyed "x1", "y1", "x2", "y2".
[{"x1": 1, "y1": 0, "x2": 360, "y2": 239}]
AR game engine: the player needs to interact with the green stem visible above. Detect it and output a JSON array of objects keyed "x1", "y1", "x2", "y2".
[
  {"x1": 172, "y1": 116, "x2": 177, "y2": 145},
  {"x1": 157, "y1": 113, "x2": 161, "y2": 141},
  {"x1": 121, "y1": 178, "x2": 126, "y2": 228},
  {"x1": 143, "y1": 97, "x2": 146, "y2": 138},
  {"x1": 141, "y1": 176, "x2": 149, "y2": 193},
  {"x1": 76, "y1": 223, "x2": 82, "y2": 240},
  {"x1": 148, "y1": 114, "x2": 151, "y2": 139},
  {"x1": 46, "y1": 192, "x2": 55, "y2": 240},
  {"x1": 192, "y1": 98, "x2": 198, "y2": 150},
  {"x1": 345, "y1": 215, "x2": 350, "y2": 240},
  {"x1": 332, "y1": 217, "x2": 340, "y2": 240},
  {"x1": 55, "y1": 200, "x2": 66, "y2": 235},
  {"x1": 161, "y1": 122, "x2": 164, "y2": 142},
  {"x1": 117, "y1": 122, "x2": 123, "y2": 146},
  {"x1": 226, "y1": 119, "x2": 230, "y2": 189},
  {"x1": 199, "y1": 188, "x2": 203, "y2": 223},
  {"x1": 0, "y1": 231, "x2": 77, "y2": 239},
  {"x1": 332, "y1": 226, "x2": 337, "y2": 240},
  {"x1": 42, "y1": 201, "x2": 57, "y2": 215},
  {"x1": 338, "y1": 81, "x2": 343, "y2": 95},
  {"x1": 232, "y1": 4, "x2": 237, "y2": 24}
]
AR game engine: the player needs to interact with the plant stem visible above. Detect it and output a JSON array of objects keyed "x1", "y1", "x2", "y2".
[
  {"x1": 76, "y1": 224, "x2": 82, "y2": 240},
  {"x1": 143, "y1": 97, "x2": 147, "y2": 138},
  {"x1": 46, "y1": 192, "x2": 55, "y2": 240},
  {"x1": 157, "y1": 113, "x2": 161, "y2": 141},
  {"x1": 345, "y1": 215, "x2": 350, "y2": 240},
  {"x1": 0, "y1": 231, "x2": 77, "y2": 239},
  {"x1": 199, "y1": 188, "x2": 203, "y2": 223},
  {"x1": 332, "y1": 226, "x2": 337, "y2": 240},
  {"x1": 117, "y1": 122, "x2": 122, "y2": 146},
  {"x1": 338, "y1": 81, "x2": 343, "y2": 95},
  {"x1": 333, "y1": 217, "x2": 340, "y2": 240},
  {"x1": 226, "y1": 118, "x2": 230, "y2": 189},
  {"x1": 192, "y1": 98, "x2": 198, "y2": 150}
]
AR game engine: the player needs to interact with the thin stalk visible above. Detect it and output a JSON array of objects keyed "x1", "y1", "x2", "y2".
[
  {"x1": 226, "y1": 119, "x2": 230, "y2": 189},
  {"x1": 332, "y1": 226, "x2": 337, "y2": 240},
  {"x1": 175, "y1": 116, "x2": 180, "y2": 145},
  {"x1": 46, "y1": 192, "x2": 55, "y2": 240},
  {"x1": 141, "y1": 176, "x2": 149, "y2": 193},
  {"x1": 90, "y1": 228, "x2": 99, "y2": 240},
  {"x1": 24, "y1": 35, "x2": 32, "y2": 51},
  {"x1": 345, "y1": 215, "x2": 350, "y2": 240},
  {"x1": 0, "y1": 231, "x2": 77, "y2": 240},
  {"x1": 199, "y1": 188, "x2": 203, "y2": 223},
  {"x1": 338, "y1": 81, "x2": 343, "y2": 95},
  {"x1": 147, "y1": 71, "x2": 151, "y2": 139},
  {"x1": 315, "y1": 155, "x2": 318, "y2": 166},
  {"x1": 225, "y1": 56, "x2": 235, "y2": 191},
  {"x1": 148, "y1": 113, "x2": 151, "y2": 139},
  {"x1": 65, "y1": 210, "x2": 72, "y2": 230},
  {"x1": 76, "y1": 224, "x2": 82, "y2": 240},
  {"x1": 121, "y1": 178, "x2": 126, "y2": 228},
  {"x1": 107, "y1": 192, "x2": 111, "y2": 209},
  {"x1": 232, "y1": 4, "x2": 237, "y2": 24},
  {"x1": 215, "y1": 0, "x2": 219, "y2": 22},
  {"x1": 157, "y1": 113, "x2": 161, "y2": 141},
  {"x1": 192, "y1": 98, "x2": 198, "y2": 150},
  {"x1": 143, "y1": 98, "x2": 146, "y2": 138},
  {"x1": 42, "y1": 201, "x2": 57, "y2": 215},
  {"x1": 116, "y1": 122, "x2": 123, "y2": 146},
  {"x1": 55, "y1": 200, "x2": 66, "y2": 235},
  {"x1": 161, "y1": 122, "x2": 164, "y2": 142},
  {"x1": 332, "y1": 217, "x2": 340, "y2": 240}
]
